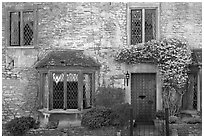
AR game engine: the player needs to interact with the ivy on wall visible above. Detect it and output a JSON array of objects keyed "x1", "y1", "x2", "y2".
[{"x1": 115, "y1": 38, "x2": 192, "y2": 115}]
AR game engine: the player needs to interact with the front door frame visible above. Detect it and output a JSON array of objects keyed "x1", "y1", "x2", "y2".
[{"x1": 123, "y1": 63, "x2": 163, "y2": 112}]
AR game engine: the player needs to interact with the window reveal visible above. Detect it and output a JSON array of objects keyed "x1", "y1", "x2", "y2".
[
  {"x1": 83, "y1": 74, "x2": 92, "y2": 109},
  {"x1": 131, "y1": 9, "x2": 156, "y2": 45},
  {"x1": 43, "y1": 73, "x2": 49, "y2": 108}
]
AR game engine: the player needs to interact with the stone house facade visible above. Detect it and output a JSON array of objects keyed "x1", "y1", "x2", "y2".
[{"x1": 2, "y1": 2, "x2": 202, "y2": 126}]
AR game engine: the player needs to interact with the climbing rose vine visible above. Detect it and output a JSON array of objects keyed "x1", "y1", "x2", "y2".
[{"x1": 115, "y1": 38, "x2": 192, "y2": 115}]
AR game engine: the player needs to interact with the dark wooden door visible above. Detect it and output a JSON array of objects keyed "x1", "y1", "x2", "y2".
[{"x1": 131, "y1": 73, "x2": 156, "y2": 122}]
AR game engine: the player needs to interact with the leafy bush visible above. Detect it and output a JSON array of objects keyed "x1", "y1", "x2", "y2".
[
  {"x1": 110, "y1": 103, "x2": 131, "y2": 128},
  {"x1": 169, "y1": 116, "x2": 179, "y2": 124},
  {"x1": 182, "y1": 117, "x2": 202, "y2": 124},
  {"x1": 95, "y1": 87, "x2": 125, "y2": 108},
  {"x1": 156, "y1": 110, "x2": 165, "y2": 120},
  {"x1": 81, "y1": 106, "x2": 113, "y2": 129},
  {"x1": 5, "y1": 116, "x2": 38, "y2": 136}
]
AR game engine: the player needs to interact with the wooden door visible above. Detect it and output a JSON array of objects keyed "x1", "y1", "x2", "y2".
[{"x1": 131, "y1": 73, "x2": 156, "y2": 122}]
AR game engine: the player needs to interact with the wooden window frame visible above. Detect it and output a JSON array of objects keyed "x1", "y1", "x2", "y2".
[
  {"x1": 127, "y1": 3, "x2": 160, "y2": 45},
  {"x1": 5, "y1": 5, "x2": 38, "y2": 48},
  {"x1": 39, "y1": 69, "x2": 95, "y2": 112}
]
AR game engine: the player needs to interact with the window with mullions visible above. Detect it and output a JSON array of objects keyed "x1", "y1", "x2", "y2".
[
  {"x1": 48, "y1": 72, "x2": 93, "y2": 110},
  {"x1": 7, "y1": 7, "x2": 37, "y2": 47},
  {"x1": 131, "y1": 9, "x2": 156, "y2": 45}
]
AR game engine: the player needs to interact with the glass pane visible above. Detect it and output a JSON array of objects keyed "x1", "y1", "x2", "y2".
[
  {"x1": 52, "y1": 73, "x2": 64, "y2": 109},
  {"x1": 131, "y1": 9, "x2": 142, "y2": 45},
  {"x1": 145, "y1": 9, "x2": 156, "y2": 42},
  {"x1": 182, "y1": 74, "x2": 197, "y2": 110},
  {"x1": 10, "y1": 12, "x2": 20, "y2": 46},
  {"x1": 83, "y1": 74, "x2": 92, "y2": 109},
  {"x1": 23, "y1": 11, "x2": 34, "y2": 46},
  {"x1": 67, "y1": 73, "x2": 78, "y2": 109}
]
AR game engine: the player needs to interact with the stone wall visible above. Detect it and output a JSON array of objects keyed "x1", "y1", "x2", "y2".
[
  {"x1": 160, "y1": 2, "x2": 202, "y2": 49},
  {"x1": 2, "y1": 2, "x2": 202, "y2": 124},
  {"x1": 2, "y1": 68, "x2": 39, "y2": 124}
]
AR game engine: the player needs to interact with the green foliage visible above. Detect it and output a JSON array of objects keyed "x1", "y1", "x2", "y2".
[
  {"x1": 95, "y1": 87, "x2": 125, "y2": 108},
  {"x1": 5, "y1": 116, "x2": 38, "y2": 136},
  {"x1": 169, "y1": 116, "x2": 179, "y2": 124},
  {"x1": 115, "y1": 38, "x2": 192, "y2": 114},
  {"x1": 115, "y1": 38, "x2": 191, "y2": 89},
  {"x1": 46, "y1": 121, "x2": 59, "y2": 129},
  {"x1": 182, "y1": 117, "x2": 202, "y2": 124},
  {"x1": 81, "y1": 104, "x2": 132, "y2": 130},
  {"x1": 156, "y1": 110, "x2": 165, "y2": 120},
  {"x1": 81, "y1": 107, "x2": 113, "y2": 129},
  {"x1": 110, "y1": 103, "x2": 131, "y2": 128}
]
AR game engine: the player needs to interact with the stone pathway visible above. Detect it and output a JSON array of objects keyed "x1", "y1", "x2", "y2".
[{"x1": 133, "y1": 125, "x2": 163, "y2": 136}]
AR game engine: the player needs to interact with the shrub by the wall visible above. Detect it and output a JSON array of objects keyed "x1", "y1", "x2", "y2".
[
  {"x1": 169, "y1": 116, "x2": 179, "y2": 124},
  {"x1": 81, "y1": 106, "x2": 113, "y2": 129},
  {"x1": 182, "y1": 117, "x2": 202, "y2": 124},
  {"x1": 156, "y1": 110, "x2": 165, "y2": 120},
  {"x1": 95, "y1": 87, "x2": 125, "y2": 108},
  {"x1": 5, "y1": 116, "x2": 38, "y2": 136},
  {"x1": 110, "y1": 103, "x2": 131, "y2": 128}
]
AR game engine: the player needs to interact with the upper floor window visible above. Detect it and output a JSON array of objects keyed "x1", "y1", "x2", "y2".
[
  {"x1": 6, "y1": 6, "x2": 37, "y2": 47},
  {"x1": 130, "y1": 8, "x2": 157, "y2": 45}
]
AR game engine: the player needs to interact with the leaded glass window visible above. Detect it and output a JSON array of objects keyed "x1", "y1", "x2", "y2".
[
  {"x1": 7, "y1": 7, "x2": 37, "y2": 47},
  {"x1": 47, "y1": 71, "x2": 94, "y2": 110},
  {"x1": 67, "y1": 73, "x2": 78, "y2": 109},
  {"x1": 131, "y1": 8, "x2": 156, "y2": 45},
  {"x1": 131, "y1": 9, "x2": 142, "y2": 44},
  {"x1": 182, "y1": 73, "x2": 198, "y2": 110},
  {"x1": 53, "y1": 73, "x2": 64, "y2": 109},
  {"x1": 10, "y1": 12, "x2": 20, "y2": 46},
  {"x1": 145, "y1": 9, "x2": 156, "y2": 42}
]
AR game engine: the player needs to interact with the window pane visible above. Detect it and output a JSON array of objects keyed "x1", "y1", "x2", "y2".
[
  {"x1": 10, "y1": 12, "x2": 20, "y2": 46},
  {"x1": 83, "y1": 74, "x2": 92, "y2": 109},
  {"x1": 23, "y1": 11, "x2": 34, "y2": 46},
  {"x1": 52, "y1": 73, "x2": 64, "y2": 109},
  {"x1": 182, "y1": 73, "x2": 197, "y2": 110},
  {"x1": 131, "y1": 9, "x2": 142, "y2": 45},
  {"x1": 67, "y1": 73, "x2": 78, "y2": 109},
  {"x1": 145, "y1": 9, "x2": 156, "y2": 42}
]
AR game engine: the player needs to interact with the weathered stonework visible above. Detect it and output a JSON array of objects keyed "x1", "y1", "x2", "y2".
[{"x1": 2, "y1": 2, "x2": 202, "y2": 124}]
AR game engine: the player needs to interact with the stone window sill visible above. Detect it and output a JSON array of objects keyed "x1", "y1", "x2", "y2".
[
  {"x1": 7, "y1": 46, "x2": 35, "y2": 49},
  {"x1": 38, "y1": 108, "x2": 83, "y2": 114}
]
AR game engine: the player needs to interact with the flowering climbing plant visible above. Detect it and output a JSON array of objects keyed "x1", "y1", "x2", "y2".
[{"x1": 115, "y1": 38, "x2": 192, "y2": 115}]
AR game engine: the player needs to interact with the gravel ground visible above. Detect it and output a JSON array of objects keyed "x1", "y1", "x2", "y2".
[
  {"x1": 170, "y1": 123, "x2": 202, "y2": 136},
  {"x1": 3, "y1": 123, "x2": 201, "y2": 136}
]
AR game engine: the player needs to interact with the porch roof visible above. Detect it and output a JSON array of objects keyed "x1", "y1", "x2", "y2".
[{"x1": 34, "y1": 50, "x2": 101, "y2": 69}]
